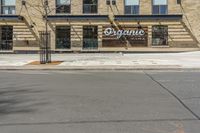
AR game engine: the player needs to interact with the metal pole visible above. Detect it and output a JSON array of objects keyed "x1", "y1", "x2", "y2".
[{"x1": 44, "y1": 0, "x2": 48, "y2": 63}]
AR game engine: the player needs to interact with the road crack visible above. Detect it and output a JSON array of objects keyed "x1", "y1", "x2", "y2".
[{"x1": 143, "y1": 71, "x2": 200, "y2": 120}]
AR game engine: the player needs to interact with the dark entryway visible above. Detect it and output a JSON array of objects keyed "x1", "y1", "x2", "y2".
[
  {"x1": 83, "y1": 26, "x2": 98, "y2": 49},
  {"x1": 0, "y1": 26, "x2": 13, "y2": 50},
  {"x1": 56, "y1": 26, "x2": 71, "y2": 49}
]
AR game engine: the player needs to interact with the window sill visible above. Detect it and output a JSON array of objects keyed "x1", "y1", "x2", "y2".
[
  {"x1": 55, "y1": 13, "x2": 71, "y2": 15},
  {"x1": 152, "y1": 46, "x2": 169, "y2": 48}
]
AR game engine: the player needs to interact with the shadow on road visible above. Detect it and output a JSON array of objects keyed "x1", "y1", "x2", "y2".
[{"x1": 0, "y1": 85, "x2": 48, "y2": 115}]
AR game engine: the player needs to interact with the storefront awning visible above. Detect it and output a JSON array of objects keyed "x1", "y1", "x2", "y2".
[
  {"x1": 47, "y1": 15, "x2": 109, "y2": 21},
  {"x1": 0, "y1": 15, "x2": 24, "y2": 21},
  {"x1": 114, "y1": 15, "x2": 183, "y2": 21}
]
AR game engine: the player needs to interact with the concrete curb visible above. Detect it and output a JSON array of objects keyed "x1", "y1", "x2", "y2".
[{"x1": 0, "y1": 65, "x2": 199, "y2": 71}]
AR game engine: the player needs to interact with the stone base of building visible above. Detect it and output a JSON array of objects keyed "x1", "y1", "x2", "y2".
[{"x1": 2, "y1": 47, "x2": 198, "y2": 54}]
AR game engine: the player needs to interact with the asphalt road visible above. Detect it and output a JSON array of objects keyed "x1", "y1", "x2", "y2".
[{"x1": 0, "y1": 70, "x2": 200, "y2": 133}]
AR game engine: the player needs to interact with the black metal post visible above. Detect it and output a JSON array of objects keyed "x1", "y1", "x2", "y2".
[{"x1": 44, "y1": 0, "x2": 49, "y2": 63}]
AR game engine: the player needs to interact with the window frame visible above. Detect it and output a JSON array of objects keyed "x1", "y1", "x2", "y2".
[
  {"x1": 152, "y1": 25, "x2": 169, "y2": 46},
  {"x1": 0, "y1": 25, "x2": 13, "y2": 50},
  {"x1": 83, "y1": 0, "x2": 98, "y2": 14},
  {"x1": 83, "y1": 25, "x2": 98, "y2": 49},
  {"x1": 56, "y1": 0, "x2": 71, "y2": 14},
  {"x1": 124, "y1": 0, "x2": 140, "y2": 15},
  {"x1": 55, "y1": 26, "x2": 71, "y2": 49},
  {"x1": 1, "y1": 0, "x2": 16, "y2": 15},
  {"x1": 152, "y1": 0, "x2": 168, "y2": 15}
]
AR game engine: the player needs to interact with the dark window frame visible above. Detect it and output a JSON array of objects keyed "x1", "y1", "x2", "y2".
[
  {"x1": 1, "y1": 0, "x2": 16, "y2": 14},
  {"x1": 83, "y1": 0, "x2": 98, "y2": 14},
  {"x1": 152, "y1": 0, "x2": 168, "y2": 15},
  {"x1": 83, "y1": 26, "x2": 98, "y2": 49},
  {"x1": 55, "y1": 26, "x2": 71, "y2": 49},
  {"x1": 124, "y1": 0, "x2": 140, "y2": 15},
  {"x1": 152, "y1": 25, "x2": 168, "y2": 46},
  {"x1": 0, "y1": 25, "x2": 13, "y2": 50}
]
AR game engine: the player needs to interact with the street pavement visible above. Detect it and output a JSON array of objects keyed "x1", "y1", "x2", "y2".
[
  {"x1": 0, "y1": 70, "x2": 200, "y2": 133},
  {"x1": 1, "y1": 51, "x2": 200, "y2": 69}
]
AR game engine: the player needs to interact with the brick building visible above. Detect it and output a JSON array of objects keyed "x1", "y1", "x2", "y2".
[{"x1": 0, "y1": 0, "x2": 199, "y2": 53}]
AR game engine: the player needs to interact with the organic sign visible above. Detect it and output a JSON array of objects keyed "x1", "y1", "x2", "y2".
[
  {"x1": 102, "y1": 26, "x2": 148, "y2": 47},
  {"x1": 104, "y1": 28, "x2": 146, "y2": 39}
]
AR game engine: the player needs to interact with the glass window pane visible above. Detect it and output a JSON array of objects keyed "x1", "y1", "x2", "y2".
[
  {"x1": 132, "y1": 5, "x2": 139, "y2": 14},
  {"x1": 125, "y1": 6, "x2": 132, "y2": 14},
  {"x1": 2, "y1": 0, "x2": 15, "y2": 5},
  {"x1": 83, "y1": 0, "x2": 98, "y2": 13},
  {"x1": 125, "y1": 0, "x2": 139, "y2": 5},
  {"x1": 56, "y1": 5, "x2": 70, "y2": 13},
  {"x1": 2, "y1": 7, "x2": 15, "y2": 14},
  {"x1": 160, "y1": 5, "x2": 167, "y2": 14},
  {"x1": 152, "y1": 5, "x2": 159, "y2": 14},
  {"x1": 57, "y1": 0, "x2": 70, "y2": 5},
  {"x1": 2, "y1": 7, "x2": 9, "y2": 14},
  {"x1": 0, "y1": 26, "x2": 13, "y2": 50},
  {"x1": 56, "y1": 26, "x2": 71, "y2": 49},
  {"x1": 153, "y1": 0, "x2": 167, "y2": 5},
  {"x1": 152, "y1": 25, "x2": 168, "y2": 46},
  {"x1": 83, "y1": 26, "x2": 98, "y2": 49}
]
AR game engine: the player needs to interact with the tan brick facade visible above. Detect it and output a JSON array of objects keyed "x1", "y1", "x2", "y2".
[{"x1": 0, "y1": 0, "x2": 199, "y2": 52}]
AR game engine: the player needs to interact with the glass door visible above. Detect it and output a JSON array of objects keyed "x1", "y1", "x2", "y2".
[
  {"x1": 56, "y1": 26, "x2": 71, "y2": 49},
  {"x1": 0, "y1": 26, "x2": 13, "y2": 50},
  {"x1": 152, "y1": 25, "x2": 168, "y2": 46},
  {"x1": 83, "y1": 26, "x2": 98, "y2": 49}
]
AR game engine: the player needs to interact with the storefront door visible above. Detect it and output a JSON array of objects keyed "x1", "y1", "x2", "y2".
[
  {"x1": 56, "y1": 26, "x2": 71, "y2": 49},
  {"x1": 0, "y1": 26, "x2": 13, "y2": 50},
  {"x1": 152, "y1": 25, "x2": 168, "y2": 46},
  {"x1": 83, "y1": 26, "x2": 98, "y2": 49}
]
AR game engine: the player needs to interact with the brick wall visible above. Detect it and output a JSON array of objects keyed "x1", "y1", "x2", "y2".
[
  {"x1": 181, "y1": 0, "x2": 200, "y2": 44},
  {"x1": 12, "y1": 0, "x2": 199, "y2": 50}
]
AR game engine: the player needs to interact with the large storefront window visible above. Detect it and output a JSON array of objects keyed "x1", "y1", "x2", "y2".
[
  {"x1": 1, "y1": 0, "x2": 16, "y2": 14},
  {"x1": 0, "y1": 26, "x2": 13, "y2": 50},
  {"x1": 83, "y1": 0, "x2": 98, "y2": 14},
  {"x1": 56, "y1": 26, "x2": 71, "y2": 49},
  {"x1": 83, "y1": 26, "x2": 98, "y2": 49},
  {"x1": 56, "y1": 0, "x2": 71, "y2": 14},
  {"x1": 125, "y1": 0, "x2": 139, "y2": 14},
  {"x1": 152, "y1": 0, "x2": 168, "y2": 15},
  {"x1": 152, "y1": 25, "x2": 168, "y2": 46}
]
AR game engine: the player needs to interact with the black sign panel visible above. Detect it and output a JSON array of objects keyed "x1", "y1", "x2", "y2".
[{"x1": 102, "y1": 25, "x2": 148, "y2": 47}]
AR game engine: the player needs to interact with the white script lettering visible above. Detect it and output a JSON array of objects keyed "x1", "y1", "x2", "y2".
[{"x1": 104, "y1": 28, "x2": 145, "y2": 38}]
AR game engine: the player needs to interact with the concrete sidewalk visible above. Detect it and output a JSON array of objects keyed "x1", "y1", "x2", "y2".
[{"x1": 0, "y1": 51, "x2": 200, "y2": 70}]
